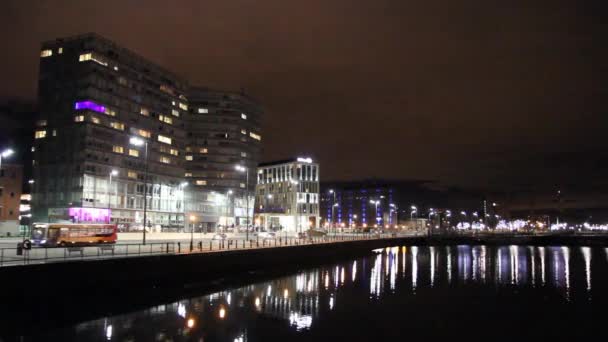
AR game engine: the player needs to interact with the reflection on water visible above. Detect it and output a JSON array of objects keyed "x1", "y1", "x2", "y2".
[{"x1": 34, "y1": 245, "x2": 606, "y2": 341}]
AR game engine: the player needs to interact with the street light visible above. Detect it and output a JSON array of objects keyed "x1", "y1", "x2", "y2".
[
  {"x1": 0, "y1": 148, "x2": 14, "y2": 172},
  {"x1": 130, "y1": 137, "x2": 149, "y2": 244},
  {"x1": 107, "y1": 170, "x2": 118, "y2": 223},
  {"x1": 235, "y1": 165, "x2": 250, "y2": 240},
  {"x1": 370, "y1": 200, "x2": 380, "y2": 229},
  {"x1": 329, "y1": 189, "x2": 337, "y2": 233}
]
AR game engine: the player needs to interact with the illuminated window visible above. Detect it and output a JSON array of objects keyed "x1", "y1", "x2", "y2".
[
  {"x1": 128, "y1": 149, "x2": 139, "y2": 157},
  {"x1": 198, "y1": 108, "x2": 208, "y2": 114},
  {"x1": 160, "y1": 85, "x2": 175, "y2": 95},
  {"x1": 185, "y1": 173, "x2": 192, "y2": 177},
  {"x1": 118, "y1": 77, "x2": 127, "y2": 86},
  {"x1": 171, "y1": 109, "x2": 180, "y2": 117},
  {"x1": 74, "y1": 115, "x2": 85, "y2": 122},
  {"x1": 74, "y1": 100, "x2": 106, "y2": 113},
  {"x1": 35, "y1": 130, "x2": 47, "y2": 139},
  {"x1": 169, "y1": 148, "x2": 179, "y2": 156},
  {"x1": 178, "y1": 102, "x2": 188, "y2": 111},
  {"x1": 249, "y1": 132, "x2": 261, "y2": 141},
  {"x1": 91, "y1": 116, "x2": 100, "y2": 124},
  {"x1": 240, "y1": 183, "x2": 246, "y2": 188},
  {"x1": 36, "y1": 120, "x2": 47, "y2": 127},
  {"x1": 172, "y1": 101, "x2": 176, "y2": 106},
  {"x1": 241, "y1": 129, "x2": 246, "y2": 135},
  {"x1": 158, "y1": 135, "x2": 172, "y2": 145},
  {"x1": 185, "y1": 155, "x2": 193, "y2": 161},
  {"x1": 159, "y1": 115, "x2": 173, "y2": 124},
  {"x1": 79, "y1": 52, "x2": 107, "y2": 66},
  {"x1": 241, "y1": 113, "x2": 247, "y2": 120},
  {"x1": 241, "y1": 152, "x2": 247, "y2": 157},
  {"x1": 185, "y1": 146, "x2": 192, "y2": 152},
  {"x1": 137, "y1": 129, "x2": 151, "y2": 138},
  {"x1": 110, "y1": 122, "x2": 125, "y2": 131},
  {"x1": 112, "y1": 146, "x2": 124, "y2": 154},
  {"x1": 58, "y1": 47, "x2": 63, "y2": 54},
  {"x1": 40, "y1": 49, "x2": 52, "y2": 58},
  {"x1": 104, "y1": 108, "x2": 116, "y2": 116},
  {"x1": 52, "y1": 129, "x2": 57, "y2": 137},
  {"x1": 79, "y1": 53, "x2": 92, "y2": 62},
  {"x1": 200, "y1": 148, "x2": 208, "y2": 154},
  {"x1": 140, "y1": 108, "x2": 149, "y2": 116},
  {"x1": 128, "y1": 171, "x2": 137, "y2": 179},
  {"x1": 196, "y1": 180, "x2": 207, "y2": 186},
  {"x1": 160, "y1": 156, "x2": 170, "y2": 164},
  {"x1": 160, "y1": 146, "x2": 179, "y2": 156}
]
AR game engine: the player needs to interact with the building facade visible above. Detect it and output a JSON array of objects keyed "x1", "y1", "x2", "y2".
[
  {"x1": 32, "y1": 33, "x2": 263, "y2": 231},
  {"x1": 320, "y1": 180, "x2": 399, "y2": 229},
  {"x1": 254, "y1": 158, "x2": 320, "y2": 232},
  {"x1": 0, "y1": 164, "x2": 23, "y2": 236},
  {"x1": 186, "y1": 88, "x2": 263, "y2": 229}
]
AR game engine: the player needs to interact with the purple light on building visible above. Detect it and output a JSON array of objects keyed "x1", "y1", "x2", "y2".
[
  {"x1": 74, "y1": 100, "x2": 106, "y2": 113},
  {"x1": 68, "y1": 207, "x2": 111, "y2": 223}
]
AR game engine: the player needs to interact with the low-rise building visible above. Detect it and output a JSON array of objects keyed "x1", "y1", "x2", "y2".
[{"x1": 254, "y1": 158, "x2": 320, "y2": 232}]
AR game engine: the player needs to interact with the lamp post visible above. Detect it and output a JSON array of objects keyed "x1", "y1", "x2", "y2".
[
  {"x1": 370, "y1": 200, "x2": 380, "y2": 230},
  {"x1": 189, "y1": 215, "x2": 196, "y2": 251},
  {"x1": 235, "y1": 165, "x2": 250, "y2": 241},
  {"x1": 130, "y1": 137, "x2": 148, "y2": 245},
  {"x1": 329, "y1": 189, "x2": 337, "y2": 234},
  {"x1": 107, "y1": 170, "x2": 118, "y2": 224},
  {"x1": 179, "y1": 182, "x2": 188, "y2": 233},
  {"x1": 290, "y1": 180, "x2": 299, "y2": 234},
  {"x1": 389, "y1": 203, "x2": 398, "y2": 227},
  {"x1": 227, "y1": 189, "x2": 234, "y2": 229}
]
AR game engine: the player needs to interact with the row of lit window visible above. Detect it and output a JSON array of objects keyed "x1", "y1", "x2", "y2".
[{"x1": 40, "y1": 48, "x2": 62, "y2": 57}]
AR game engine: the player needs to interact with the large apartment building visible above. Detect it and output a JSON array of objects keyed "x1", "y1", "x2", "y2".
[
  {"x1": 254, "y1": 158, "x2": 320, "y2": 232},
  {"x1": 32, "y1": 33, "x2": 263, "y2": 231}
]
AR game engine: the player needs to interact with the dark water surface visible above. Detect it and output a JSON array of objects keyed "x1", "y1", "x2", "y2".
[{"x1": 26, "y1": 245, "x2": 608, "y2": 341}]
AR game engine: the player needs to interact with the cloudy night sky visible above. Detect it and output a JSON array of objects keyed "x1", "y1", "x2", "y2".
[{"x1": 1, "y1": 0, "x2": 607, "y2": 191}]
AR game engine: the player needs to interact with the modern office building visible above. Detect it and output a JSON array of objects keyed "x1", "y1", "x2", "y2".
[
  {"x1": 320, "y1": 180, "x2": 399, "y2": 229},
  {"x1": 32, "y1": 33, "x2": 263, "y2": 231},
  {"x1": 186, "y1": 87, "x2": 263, "y2": 229},
  {"x1": 254, "y1": 158, "x2": 320, "y2": 232},
  {"x1": 0, "y1": 164, "x2": 23, "y2": 236}
]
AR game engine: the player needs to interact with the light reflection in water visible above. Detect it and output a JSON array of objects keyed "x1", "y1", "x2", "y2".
[
  {"x1": 430, "y1": 246, "x2": 436, "y2": 287},
  {"x1": 67, "y1": 245, "x2": 602, "y2": 342},
  {"x1": 581, "y1": 247, "x2": 592, "y2": 292},
  {"x1": 411, "y1": 246, "x2": 419, "y2": 291}
]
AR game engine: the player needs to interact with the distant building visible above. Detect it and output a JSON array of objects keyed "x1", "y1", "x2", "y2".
[
  {"x1": 254, "y1": 158, "x2": 320, "y2": 232},
  {"x1": 0, "y1": 164, "x2": 23, "y2": 236},
  {"x1": 32, "y1": 33, "x2": 263, "y2": 232}
]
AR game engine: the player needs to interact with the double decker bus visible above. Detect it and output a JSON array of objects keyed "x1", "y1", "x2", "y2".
[{"x1": 29, "y1": 223, "x2": 117, "y2": 247}]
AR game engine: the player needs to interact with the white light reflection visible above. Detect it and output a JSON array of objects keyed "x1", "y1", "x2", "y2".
[
  {"x1": 352, "y1": 261, "x2": 357, "y2": 282},
  {"x1": 472, "y1": 247, "x2": 478, "y2": 282},
  {"x1": 446, "y1": 246, "x2": 452, "y2": 284},
  {"x1": 430, "y1": 246, "x2": 436, "y2": 287},
  {"x1": 289, "y1": 312, "x2": 312, "y2": 331},
  {"x1": 539, "y1": 246, "x2": 546, "y2": 286},
  {"x1": 509, "y1": 245, "x2": 518, "y2": 285},
  {"x1": 340, "y1": 267, "x2": 345, "y2": 286},
  {"x1": 581, "y1": 247, "x2": 592, "y2": 292},
  {"x1": 227, "y1": 293, "x2": 231, "y2": 305},
  {"x1": 370, "y1": 254, "x2": 383, "y2": 297},
  {"x1": 324, "y1": 272, "x2": 329, "y2": 289},
  {"x1": 562, "y1": 246, "x2": 571, "y2": 301},
  {"x1": 390, "y1": 249, "x2": 398, "y2": 291},
  {"x1": 329, "y1": 296, "x2": 334, "y2": 310},
  {"x1": 234, "y1": 335, "x2": 245, "y2": 342},
  {"x1": 411, "y1": 246, "x2": 418, "y2": 291},
  {"x1": 402, "y1": 246, "x2": 407, "y2": 279},
  {"x1": 528, "y1": 246, "x2": 536, "y2": 287},
  {"x1": 267, "y1": 285, "x2": 272, "y2": 297},
  {"x1": 106, "y1": 325, "x2": 112, "y2": 340}
]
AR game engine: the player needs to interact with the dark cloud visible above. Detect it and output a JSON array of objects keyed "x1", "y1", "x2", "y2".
[{"x1": 1, "y1": 0, "x2": 607, "y2": 190}]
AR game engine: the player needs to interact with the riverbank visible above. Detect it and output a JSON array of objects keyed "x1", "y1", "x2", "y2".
[{"x1": 0, "y1": 234, "x2": 606, "y2": 337}]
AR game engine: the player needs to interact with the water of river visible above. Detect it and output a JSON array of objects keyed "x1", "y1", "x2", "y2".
[{"x1": 26, "y1": 245, "x2": 608, "y2": 341}]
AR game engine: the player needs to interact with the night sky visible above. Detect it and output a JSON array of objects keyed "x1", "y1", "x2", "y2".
[{"x1": 1, "y1": 0, "x2": 607, "y2": 191}]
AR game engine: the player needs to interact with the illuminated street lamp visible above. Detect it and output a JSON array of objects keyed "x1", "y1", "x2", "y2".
[
  {"x1": 235, "y1": 165, "x2": 250, "y2": 240},
  {"x1": 410, "y1": 205, "x2": 417, "y2": 220},
  {"x1": 370, "y1": 200, "x2": 381, "y2": 228},
  {"x1": 329, "y1": 189, "x2": 337, "y2": 233},
  {"x1": 130, "y1": 137, "x2": 149, "y2": 244},
  {"x1": 0, "y1": 148, "x2": 14, "y2": 171}
]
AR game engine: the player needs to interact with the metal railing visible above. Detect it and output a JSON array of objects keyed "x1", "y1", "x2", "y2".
[{"x1": 0, "y1": 232, "x2": 421, "y2": 267}]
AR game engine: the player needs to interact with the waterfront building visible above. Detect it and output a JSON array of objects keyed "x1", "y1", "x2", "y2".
[
  {"x1": 186, "y1": 88, "x2": 263, "y2": 229},
  {"x1": 254, "y1": 158, "x2": 320, "y2": 232},
  {"x1": 32, "y1": 33, "x2": 263, "y2": 231},
  {"x1": 0, "y1": 164, "x2": 23, "y2": 236}
]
